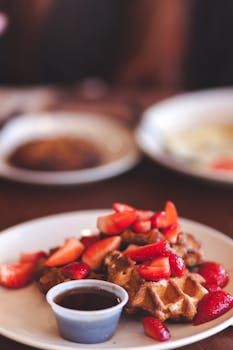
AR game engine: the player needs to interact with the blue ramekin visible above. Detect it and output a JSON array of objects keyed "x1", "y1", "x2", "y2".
[{"x1": 46, "y1": 279, "x2": 128, "y2": 344}]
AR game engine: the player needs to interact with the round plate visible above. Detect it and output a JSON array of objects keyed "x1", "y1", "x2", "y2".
[
  {"x1": 0, "y1": 210, "x2": 232, "y2": 350},
  {"x1": 136, "y1": 88, "x2": 233, "y2": 185},
  {"x1": 0, "y1": 112, "x2": 140, "y2": 185}
]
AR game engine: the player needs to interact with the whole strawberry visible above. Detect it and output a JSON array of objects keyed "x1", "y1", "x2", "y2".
[
  {"x1": 197, "y1": 261, "x2": 229, "y2": 289},
  {"x1": 194, "y1": 290, "x2": 233, "y2": 325}
]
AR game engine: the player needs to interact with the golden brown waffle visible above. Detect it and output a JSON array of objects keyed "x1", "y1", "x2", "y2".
[
  {"x1": 132, "y1": 272, "x2": 208, "y2": 321},
  {"x1": 104, "y1": 251, "x2": 208, "y2": 321}
]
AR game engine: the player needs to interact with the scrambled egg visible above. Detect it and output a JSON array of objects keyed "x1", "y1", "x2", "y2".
[{"x1": 165, "y1": 124, "x2": 233, "y2": 169}]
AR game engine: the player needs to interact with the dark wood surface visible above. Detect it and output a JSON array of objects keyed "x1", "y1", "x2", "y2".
[{"x1": 0, "y1": 90, "x2": 232, "y2": 350}]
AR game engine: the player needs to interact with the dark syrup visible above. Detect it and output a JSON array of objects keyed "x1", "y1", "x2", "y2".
[{"x1": 55, "y1": 287, "x2": 121, "y2": 311}]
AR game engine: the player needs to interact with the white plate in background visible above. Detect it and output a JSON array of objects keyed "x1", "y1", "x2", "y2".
[
  {"x1": 136, "y1": 88, "x2": 233, "y2": 185},
  {"x1": 0, "y1": 112, "x2": 140, "y2": 185},
  {"x1": 0, "y1": 210, "x2": 232, "y2": 350}
]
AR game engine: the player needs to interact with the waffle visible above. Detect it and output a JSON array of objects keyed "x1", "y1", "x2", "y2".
[
  {"x1": 132, "y1": 272, "x2": 208, "y2": 321},
  {"x1": 104, "y1": 251, "x2": 208, "y2": 321}
]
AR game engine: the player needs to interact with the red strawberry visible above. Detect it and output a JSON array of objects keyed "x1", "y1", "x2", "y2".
[
  {"x1": 151, "y1": 201, "x2": 178, "y2": 229},
  {"x1": 136, "y1": 210, "x2": 153, "y2": 221},
  {"x1": 80, "y1": 233, "x2": 100, "y2": 249},
  {"x1": 112, "y1": 202, "x2": 134, "y2": 212},
  {"x1": 162, "y1": 223, "x2": 181, "y2": 244},
  {"x1": 132, "y1": 219, "x2": 151, "y2": 234},
  {"x1": 45, "y1": 237, "x2": 84, "y2": 267},
  {"x1": 0, "y1": 262, "x2": 35, "y2": 288},
  {"x1": 82, "y1": 236, "x2": 122, "y2": 270},
  {"x1": 61, "y1": 262, "x2": 90, "y2": 280},
  {"x1": 123, "y1": 244, "x2": 140, "y2": 253},
  {"x1": 165, "y1": 200, "x2": 178, "y2": 225},
  {"x1": 197, "y1": 261, "x2": 229, "y2": 288},
  {"x1": 20, "y1": 251, "x2": 47, "y2": 264},
  {"x1": 194, "y1": 290, "x2": 233, "y2": 325},
  {"x1": 142, "y1": 317, "x2": 171, "y2": 342},
  {"x1": 204, "y1": 282, "x2": 221, "y2": 293},
  {"x1": 138, "y1": 256, "x2": 171, "y2": 281},
  {"x1": 124, "y1": 239, "x2": 168, "y2": 262},
  {"x1": 151, "y1": 211, "x2": 167, "y2": 229},
  {"x1": 113, "y1": 202, "x2": 152, "y2": 221},
  {"x1": 211, "y1": 158, "x2": 233, "y2": 170},
  {"x1": 97, "y1": 210, "x2": 137, "y2": 234},
  {"x1": 168, "y1": 252, "x2": 186, "y2": 277}
]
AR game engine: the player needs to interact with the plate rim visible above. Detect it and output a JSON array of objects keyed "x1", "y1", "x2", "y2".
[{"x1": 0, "y1": 209, "x2": 233, "y2": 350}]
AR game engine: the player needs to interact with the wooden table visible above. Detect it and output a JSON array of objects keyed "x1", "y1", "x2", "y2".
[{"x1": 0, "y1": 88, "x2": 232, "y2": 350}]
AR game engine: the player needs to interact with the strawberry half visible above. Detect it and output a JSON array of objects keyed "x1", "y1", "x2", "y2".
[
  {"x1": 211, "y1": 158, "x2": 233, "y2": 170},
  {"x1": 45, "y1": 237, "x2": 84, "y2": 267},
  {"x1": 82, "y1": 236, "x2": 122, "y2": 270},
  {"x1": 197, "y1": 261, "x2": 229, "y2": 289},
  {"x1": 194, "y1": 290, "x2": 233, "y2": 325},
  {"x1": 112, "y1": 202, "x2": 134, "y2": 212},
  {"x1": 113, "y1": 202, "x2": 152, "y2": 220},
  {"x1": 61, "y1": 261, "x2": 90, "y2": 280},
  {"x1": 162, "y1": 223, "x2": 181, "y2": 244},
  {"x1": 80, "y1": 233, "x2": 100, "y2": 249},
  {"x1": 97, "y1": 210, "x2": 137, "y2": 234},
  {"x1": 0, "y1": 262, "x2": 35, "y2": 288},
  {"x1": 132, "y1": 219, "x2": 151, "y2": 234},
  {"x1": 124, "y1": 239, "x2": 168, "y2": 262},
  {"x1": 20, "y1": 251, "x2": 47, "y2": 264},
  {"x1": 138, "y1": 256, "x2": 171, "y2": 281},
  {"x1": 151, "y1": 201, "x2": 178, "y2": 229},
  {"x1": 142, "y1": 317, "x2": 171, "y2": 342}
]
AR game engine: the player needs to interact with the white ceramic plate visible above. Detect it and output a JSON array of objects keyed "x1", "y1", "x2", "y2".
[
  {"x1": 0, "y1": 210, "x2": 232, "y2": 350},
  {"x1": 136, "y1": 88, "x2": 233, "y2": 185},
  {"x1": 0, "y1": 112, "x2": 140, "y2": 185}
]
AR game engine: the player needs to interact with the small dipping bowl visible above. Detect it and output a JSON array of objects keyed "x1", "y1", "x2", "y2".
[{"x1": 46, "y1": 279, "x2": 128, "y2": 344}]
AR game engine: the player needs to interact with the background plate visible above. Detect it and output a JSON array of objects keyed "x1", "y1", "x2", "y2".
[
  {"x1": 136, "y1": 88, "x2": 233, "y2": 185},
  {"x1": 0, "y1": 112, "x2": 140, "y2": 185}
]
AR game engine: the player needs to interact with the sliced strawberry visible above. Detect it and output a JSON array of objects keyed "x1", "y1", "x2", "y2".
[
  {"x1": 162, "y1": 223, "x2": 181, "y2": 244},
  {"x1": 20, "y1": 251, "x2": 47, "y2": 264},
  {"x1": 138, "y1": 256, "x2": 171, "y2": 281},
  {"x1": 0, "y1": 262, "x2": 35, "y2": 288},
  {"x1": 132, "y1": 219, "x2": 151, "y2": 234},
  {"x1": 97, "y1": 210, "x2": 137, "y2": 234},
  {"x1": 165, "y1": 201, "x2": 178, "y2": 226},
  {"x1": 113, "y1": 202, "x2": 152, "y2": 220},
  {"x1": 142, "y1": 317, "x2": 171, "y2": 342},
  {"x1": 124, "y1": 239, "x2": 168, "y2": 262},
  {"x1": 45, "y1": 237, "x2": 84, "y2": 267},
  {"x1": 151, "y1": 201, "x2": 178, "y2": 229},
  {"x1": 123, "y1": 244, "x2": 140, "y2": 253},
  {"x1": 61, "y1": 262, "x2": 90, "y2": 280},
  {"x1": 194, "y1": 290, "x2": 233, "y2": 325},
  {"x1": 197, "y1": 261, "x2": 229, "y2": 289},
  {"x1": 136, "y1": 210, "x2": 153, "y2": 221},
  {"x1": 211, "y1": 158, "x2": 233, "y2": 170},
  {"x1": 80, "y1": 233, "x2": 100, "y2": 249},
  {"x1": 168, "y1": 252, "x2": 186, "y2": 277},
  {"x1": 151, "y1": 211, "x2": 167, "y2": 229},
  {"x1": 82, "y1": 236, "x2": 122, "y2": 270},
  {"x1": 112, "y1": 202, "x2": 134, "y2": 212}
]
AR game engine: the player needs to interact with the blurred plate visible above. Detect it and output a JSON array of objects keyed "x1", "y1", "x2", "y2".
[
  {"x1": 0, "y1": 112, "x2": 140, "y2": 185},
  {"x1": 0, "y1": 210, "x2": 232, "y2": 350},
  {"x1": 136, "y1": 88, "x2": 233, "y2": 185}
]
